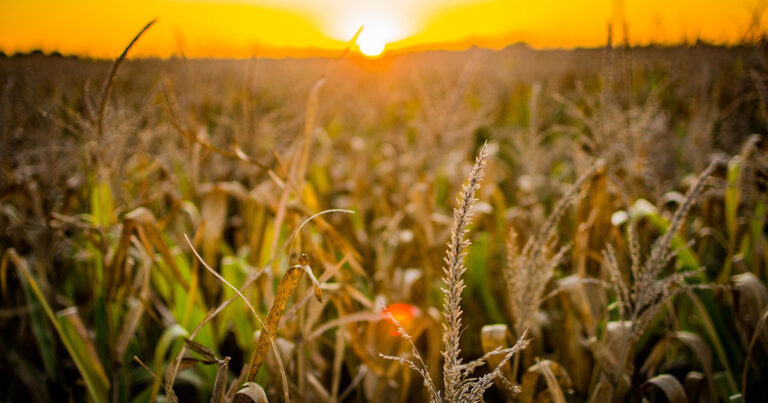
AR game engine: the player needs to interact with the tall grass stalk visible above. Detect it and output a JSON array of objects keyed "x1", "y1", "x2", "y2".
[{"x1": 382, "y1": 143, "x2": 529, "y2": 402}]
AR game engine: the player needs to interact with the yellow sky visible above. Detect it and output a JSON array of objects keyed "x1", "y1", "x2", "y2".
[{"x1": 0, "y1": 0, "x2": 763, "y2": 58}]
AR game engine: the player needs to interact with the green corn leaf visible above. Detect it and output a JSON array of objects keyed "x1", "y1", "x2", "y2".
[{"x1": 6, "y1": 250, "x2": 109, "y2": 403}]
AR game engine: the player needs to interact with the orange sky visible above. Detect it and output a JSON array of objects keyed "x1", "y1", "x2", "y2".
[{"x1": 0, "y1": 0, "x2": 763, "y2": 58}]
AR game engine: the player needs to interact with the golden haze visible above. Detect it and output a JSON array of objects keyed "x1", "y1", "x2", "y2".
[{"x1": 0, "y1": 0, "x2": 763, "y2": 58}]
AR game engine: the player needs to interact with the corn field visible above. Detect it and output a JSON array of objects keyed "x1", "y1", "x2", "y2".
[{"x1": 1, "y1": 25, "x2": 768, "y2": 402}]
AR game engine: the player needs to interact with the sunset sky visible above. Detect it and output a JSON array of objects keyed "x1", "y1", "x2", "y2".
[{"x1": 0, "y1": 0, "x2": 763, "y2": 58}]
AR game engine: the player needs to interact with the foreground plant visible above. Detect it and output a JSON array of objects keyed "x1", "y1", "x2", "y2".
[
  {"x1": 381, "y1": 142, "x2": 529, "y2": 402},
  {"x1": 594, "y1": 158, "x2": 723, "y2": 400},
  {"x1": 504, "y1": 160, "x2": 604, "y2": 336}
]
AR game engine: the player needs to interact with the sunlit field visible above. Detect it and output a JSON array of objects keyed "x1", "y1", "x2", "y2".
[{"x1": 2, "y1": 3, "x2": 768, "y2": 402}]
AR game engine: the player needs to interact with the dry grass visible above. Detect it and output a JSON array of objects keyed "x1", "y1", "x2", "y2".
[
  {"x1": 595, "y1": 158, "x2": 723, "y2": 400},
  {"x1": 382, "y1": 143, "x2": 529, "y2": 403},
  {"x1": 504, "y1": 160, "x2": 604, "y2": 336}
]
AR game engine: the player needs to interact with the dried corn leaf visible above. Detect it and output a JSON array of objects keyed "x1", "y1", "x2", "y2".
[
  {"x1": 233, "y1": 382, "x2": 269, "y2": 403},
  {"x1": 481, "y1": 324, "x2": 511, "y2": 370},
  {"x1": 183, "y1": 337, "x2": 218, "y2": 362},
  {"x1": 211, "y1": 356, "x2": 230, "y2": 403},
  {"x1": 673, "y1": 331, "x2": 714, "y2": 385},
  {"x1": 481, "y1": 324, "x2": 516, "y2": 396},
  {"x1": 733, "y1": 272, "x2": 768, "y2": 350},
  {"x1": 639, "y1": 337, "x2": 670, "y2": 375},
  {"x1": 245, "y1": 260, "x2": 307, "y2": 382},
  {"x1": 642, "y1": 374, "x2": 687, "y2": 403},
  {"x1": 521, "y1": 359, "x2": 571, "y2": 403},
  {"x1": 588, "y1": 374, "x2": 614, "y2": 403}
]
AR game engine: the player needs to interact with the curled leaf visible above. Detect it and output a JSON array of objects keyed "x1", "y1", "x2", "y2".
[
  {"x1": 233, "y1": 382, "x2": 268, "y2": 403},
  {"x1": 642, "y1": 374, "x2": 687, "y2": 403}
]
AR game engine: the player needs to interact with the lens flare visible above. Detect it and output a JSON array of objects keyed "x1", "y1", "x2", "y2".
[{"x1": 384, "y1": 303, "x2": 420, "y2": 335}]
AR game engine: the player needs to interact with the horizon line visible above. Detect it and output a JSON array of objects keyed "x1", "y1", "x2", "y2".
[{"x1": 0, "y1": 36, "x2": 754, "y2": 61}]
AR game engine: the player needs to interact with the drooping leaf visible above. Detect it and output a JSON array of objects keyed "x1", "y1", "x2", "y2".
[{"x1": 642, "y1": 374, "x2": 687, "y2": 403}]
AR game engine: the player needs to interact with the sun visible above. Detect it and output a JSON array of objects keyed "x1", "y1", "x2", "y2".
[
  {"x1": 331, "y1": 12, "x2": 406, "y2": 58},
  {"x1": 357, "y1": 26, "x2": 386, "y2": 57}
]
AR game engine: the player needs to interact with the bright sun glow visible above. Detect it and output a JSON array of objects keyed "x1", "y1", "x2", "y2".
[{"x1": 357, "y1": 26, "x2": 387, "y2": 57}]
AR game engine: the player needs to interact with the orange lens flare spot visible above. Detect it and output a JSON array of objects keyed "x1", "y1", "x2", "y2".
[{"x1": 384, "y1": 303, "x2": 420, "y2": 335}]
